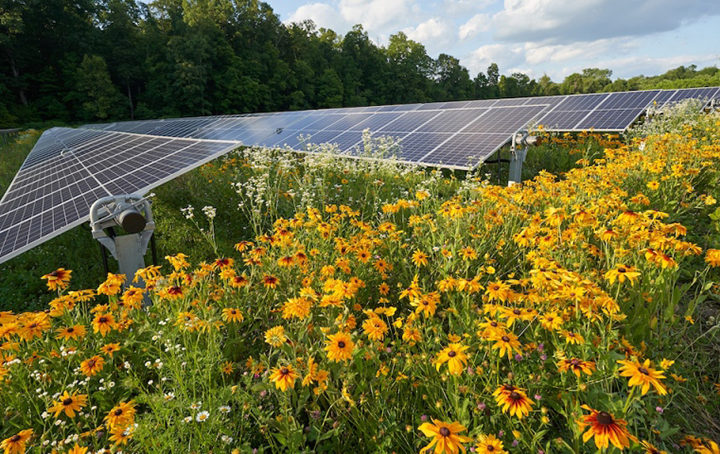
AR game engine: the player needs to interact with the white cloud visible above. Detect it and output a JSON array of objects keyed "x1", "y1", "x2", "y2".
[
  {"x1": 465, "y1": 43, "x2": 525, "y2": 75},
  {"x1": 458, "y1": 13, "x2": 490, "y2": 40},
  {"x1": 286, "y1": 3, "x2": 349, "y2": 32},
  {"x1": 339, "y1": 0, "x2": 415, "y2": 32},
  {"x1": 442, "y1": 0, "x2": 495, "y2": 16},
  {"x1": 492, "y1": 0, "x2": 720, "y2": 44},
  {"x1": 404, "y1": 18, "x2": 454, "y2": 55}
]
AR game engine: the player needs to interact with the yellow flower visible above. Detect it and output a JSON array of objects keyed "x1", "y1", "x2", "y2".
[
  {"x1": 92, "y1": 313, "x2": 116, "y2": 336},
  {"x1": 362, "y1": 316, "x2": 388, "y2": 342},
  {"x1": 222, "y1": 308, "x2": 244, "y2": 323},
  {"x1": 705, "y1": 249, "x2": 720, "y2": 267},
  {"x1": 1, "y1": 429, "x2": 33, "y2": 454},
  {"x1": 489, "y1": 331, "x2": 522, "y2": 359},
  {"x1": 55, "y1": 324, "x2": 86, "y2": 341},
  {"x1": 557, "y1": 358, "x2": 596, "y2": 377},
  {"x1": 493, "y1": 384, "x2": 534, "y2": 419},
  {"x1": 264, "y1": 326, "x2": 287, "y2": 347},
  {"x1": 104, "y1": 401, "x2": 136, "y2": 429},
  {"x1": 578, "y1": 405, "x2": 634, "y2": 450},
  {"x1": 325, "y1": 332, "x2": 355, "y2": 362},
  {"x1": 646, "y1": 181, "x2": 659, "y2": 190},
  {"x1": 418, "y1": 419, "x2": 472, "y2": 454},
  {"x1": 41, "y1": 268, "x2": 72, "y2": 291},
  {"x1": 80, "y1": 355, "x2": 105, "y2": 377},
  {"x1": 270, "y1": 365, "x2": 298, "y2": 391},
  {"x1": 47, "y1": 391, "x2": 88, "y2": 418},
  {"x1": 604, "y1": 264, "x2": 641, "y2": 285},
  {"x1": 476, "y1": 434, "x2": 508, "y2": 454},
  {"x1": 617, "y1": 359, "x2": 667, "y2": 395},
  {"x1": 412, "y1": 250, "x2": 429, "y2": 267},
  {"x1": 435, "y1": 343, "x2": 469, "y2": 375}
]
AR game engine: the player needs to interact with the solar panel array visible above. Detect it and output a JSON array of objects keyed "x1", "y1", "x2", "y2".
[{"x1": 0, "y1": 86, "x2": 718, "y2": 265}]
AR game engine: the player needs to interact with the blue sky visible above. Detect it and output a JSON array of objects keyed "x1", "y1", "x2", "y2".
[{"x1": 266, "y1": 0, "x2": 720, "y2": 81}]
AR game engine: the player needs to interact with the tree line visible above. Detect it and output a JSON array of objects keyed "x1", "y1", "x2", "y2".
[{"x1": 1, "y1": 0, "x2": 719, "y2": 126}]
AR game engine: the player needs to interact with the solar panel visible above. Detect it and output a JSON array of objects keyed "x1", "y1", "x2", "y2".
[{"x1": 0, "y1": 128, "x2": 239, "y2": 264}]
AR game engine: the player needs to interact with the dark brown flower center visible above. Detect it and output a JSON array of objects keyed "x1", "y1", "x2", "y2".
[
  {"x1": 115, "y1": 409, "x2": 124, "y2": 416},
  {"x1": 571, "y1": 359, "x2": 580, "y2": 366},
  {"x1": 10, "y1": 435, "x2": 20, "y2": 442},
  {"x1": 280, "y1": 367, "x2": 289, "y2": 375},
  {"x1": 596, "y1": 411, "x2": 613, "y2": 425},
  {"x1": 63, "y1": 398, "x2": 73, "y2": 406},
  {"x1": 509, "y1": 391, "x2": 521, "y2": 401},
  {"x1": 337, "y1": 341, "x2": 346, "y2": 348},
  {"x1": 490, "y1": 322, "x2": 497, "y2": 327},
  {"x1": 87, "y1": 360, "x2": 96, "y2": 367},
  {"x1": 639, "y1": 367, "x2": 649, "y2": 375},
  {"x1": 513, "y1": 309, "x2": 521, "y2": 315},
  {"x1": 618, "y1": 268, "x2": 626, "y2": 273},
  {"x1": 448, "y1": 350, "x2": 457, "y2": 358},
  {"x1": 501, "y1": 336, "x2": 510, "y2": 342},
  {"x1": 67, "y1": 327, "x2": 74, "y2": 332},
  {"x1": 439, "y1": 427, "x2": 450, "y2": 437},
  {"x1": 99, "y1": 317, "x2": 108, "y2": 324},
  {"x1": 487, "y1": 446, "x2": 495, "y2": 452}
]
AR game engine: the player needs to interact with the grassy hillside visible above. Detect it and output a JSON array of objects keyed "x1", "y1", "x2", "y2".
[{"x1": 1, "y1": 108, "x2": 719, "y2": 452}]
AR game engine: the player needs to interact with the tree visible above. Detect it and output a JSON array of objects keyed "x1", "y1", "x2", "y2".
[
  {"x1": 434, "y1": 53, "x2": 472, "y2": 101},
  {"x1": 73, "y1": 54, "x2": 123, "y2": 121},
  {"x1": 317, "y1": 68, "x2": 343, "y2": 108}
]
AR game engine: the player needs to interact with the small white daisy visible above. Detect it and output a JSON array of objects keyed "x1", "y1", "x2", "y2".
[{"x1": 196, "y1": 411, "x2": 210, "y2": 422}]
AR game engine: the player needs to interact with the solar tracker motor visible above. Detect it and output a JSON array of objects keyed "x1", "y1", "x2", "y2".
[
  {"x1": 508, "y1": 131, "x2": 538, "y2": 186},
  {"x1": 90, "y1": 195, "x2": 155, "y2": 302}
]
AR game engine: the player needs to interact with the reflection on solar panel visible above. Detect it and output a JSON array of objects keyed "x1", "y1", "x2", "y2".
[
  {"x1": 1, "y1": 86, "x2": 718, "y2": 264},
  {"x1": 0, "y1": 128, "x2": 238, "y2": 264}
]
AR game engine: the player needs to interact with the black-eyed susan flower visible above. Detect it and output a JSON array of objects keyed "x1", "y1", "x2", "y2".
[
  {"x1": 417, "y1": 419, "x2": 472, "y2": 454},
  {"x1": 435, "y1": 343, "x2": 469, "y2": 375},
  {"x1": 55, "y1": 324, "x2": 86, "y2": 342},
  {"x1": 80, "y1": 355, "x2": 105, "y2": 377},
  {"x1": 640, "y1": 440, "x2": 667, "y2": 454},
  {"x1": 1, "y1": 429, "x2": 33, "y2": 454},
  {"x1": 604, "y1": 264, "x2": 641, "y2": 285},
  {"x1": 490, "y1": 331, "x2": 522, "y2": 360},
  {"x1": 270, "y1": 364, "x2": 298, "y2": 391},
  {"x1": 617, "y1": 359, "x2": 667, "y2": 395},
  {"x1": 105, "y1": 401, "x2": 136, "y2": 429},
  {"x1": 100, "y1": 342, "x2": 121, "y2": 357},
  {"x1": 47, "y1": 391, "x2": 88, "y2": 418},
  {"x1": 222, "y1": 308, "x2": 244, "y2": 323},
  {"x1": 325, "y1": 332, "x2": 354, "y2": 362},
  {"x1": 92, "y1": 313, "x2": 116, "y2": 336},
  {"x1": 578, "y1": 405, "x2": 634, "y2": 450},
  {"x1": 476, "y1": 434, "x2": 507, "y2": 454},
  {"x1": 362, "y1": 315, "x2": 388, "y2": 342},
  {"x1": 262, "y1": 274, "x2": 279, "y2": 289},
  {"x1": 493, "y1": 384, "x2": 534, "y2": 419},
  {"x1": 411, "y1": 250, "x2": 429, "y2": 267},
  {"x1": 557, "y1": 358, "x2": 596, "y2": 377},
  {"x1": 41, "y1": 268, "x2": 72, "y2": 291}
]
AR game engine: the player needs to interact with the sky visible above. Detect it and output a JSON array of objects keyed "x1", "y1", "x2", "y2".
[{"x1": 267, "y1": 0, "x2": 720, "y2": 81}]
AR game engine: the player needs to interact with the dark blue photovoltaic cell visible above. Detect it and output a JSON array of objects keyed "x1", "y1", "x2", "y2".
[
  {"x1": 394, "y1": 132, "x2": 451, "y2": 161},
  {"x1": 575, "y1": 109, "x2": 642, "y2": 130},
  {"x1": 464, "y1": 105, "x2": 546, "y2": 133},
  {"x1": 413, "y1": 109, "x2": 488, "y2": 133},
  {"x1": 536, "y1": 110, "x2": 590, "y2": 130},
  {"x1": 670, "y1": 87, "x2": 718, "y2": 104},
  {"x1": 552, "y1": 93, "x2": 607, "y2": 111},
  {"x1": 421, "y1": 133, "x2": 512, "y2": 168},
  {"x1": 351, "y1": 112, "x2": 406, "y2": 131},
  {"x1": 377, "y1": 111, "x2": 442, "y2": 133},
  {"x1": 650, "y1": 90, "x2": 678, "y2": 106},
  {"x1": 492, "y1": 98, "x2": 533, "y2": 107},
  {"x1": 600, "y1": 90, "x2": 660, "y2": 109}
]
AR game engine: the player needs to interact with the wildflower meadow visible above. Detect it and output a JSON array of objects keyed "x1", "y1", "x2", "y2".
[{"x1": 1, "y1": 104, "x2": 719, "y2": 453}]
